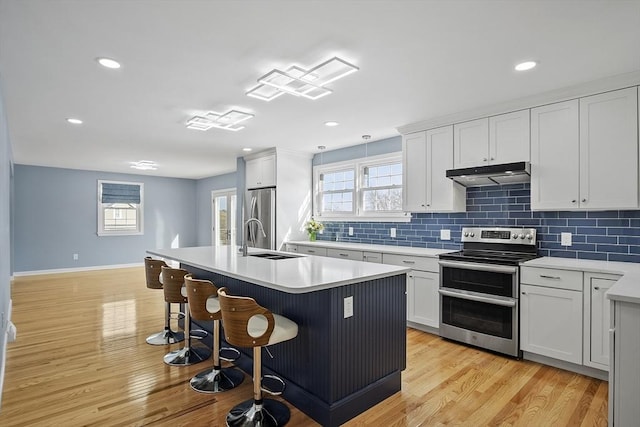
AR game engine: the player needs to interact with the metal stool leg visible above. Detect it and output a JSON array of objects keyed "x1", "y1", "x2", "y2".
[
  {"x1": 226, "y1": 347, "x2": 290, "y2": 427},
  {"x1": 163, "y1": 305, "x2": 210, "y2": 366},
  {"x1": 146, "y1": 302, "x2": 185, "y2": 345},
  {"x1": 190, "y1": 319, "x2": 244, "y2": 393}
]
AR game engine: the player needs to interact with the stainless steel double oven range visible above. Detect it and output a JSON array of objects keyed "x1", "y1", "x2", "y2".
[{"x1": 438, "y1": 227, "x2": 539, "y2": 358}]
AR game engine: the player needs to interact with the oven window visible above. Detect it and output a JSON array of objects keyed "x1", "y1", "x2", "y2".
[
  {"x1": 441, "y1": 296, "x2": 513, "y2": 339},
  {"x1": 441, "y1": 267, "x2": 515, "y2": 297}
]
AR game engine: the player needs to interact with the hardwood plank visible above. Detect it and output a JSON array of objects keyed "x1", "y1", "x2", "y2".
[{"x1": 0, "y1": 268, "x2": 608, "y2": 426}]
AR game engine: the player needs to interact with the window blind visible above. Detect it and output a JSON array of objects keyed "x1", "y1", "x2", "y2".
[{"x1": 101, "y1": 183, "x2": 141, "y2": 204}]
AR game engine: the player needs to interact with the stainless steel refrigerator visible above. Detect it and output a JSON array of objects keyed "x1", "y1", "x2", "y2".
[{"x1": 244, "y1": 187, "x2": 276, "y2": 250}]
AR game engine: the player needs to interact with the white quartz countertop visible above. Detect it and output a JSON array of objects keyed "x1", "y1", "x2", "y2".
[
  {"x1": 286, "y1": 240, "x2": 453, "y2": 258},
  {"x1": 147, "y1": 246, "x2": 410, "y2": 294},
  {"x1": 522, "y1": 257, "x2": 640, "y2": 304}
]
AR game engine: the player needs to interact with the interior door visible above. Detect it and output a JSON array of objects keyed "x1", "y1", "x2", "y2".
[{"x1": 211, "y1": 189, "x2": 236, "y2": 246}]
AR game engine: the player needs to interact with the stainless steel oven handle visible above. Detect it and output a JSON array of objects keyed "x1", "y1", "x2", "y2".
[
  {"x1": 438, "y1": 260, "x2": 518, "y2": 275},
  {"x1": 438, "y1": 288, "x2": 517, "y2": 307}
]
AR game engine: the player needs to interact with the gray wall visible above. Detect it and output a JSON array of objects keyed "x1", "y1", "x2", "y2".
[
  {"x1": 13, "y1": 165, "x2": 198, "y2": 272},
  {"x1": 195, "y1": 171, "x2": 237, "y2": 246},
  {"x1": 0, "y1": 76, "x2": 12, "y2": 406}
]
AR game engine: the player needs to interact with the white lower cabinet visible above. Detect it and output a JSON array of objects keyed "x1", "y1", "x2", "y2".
[
  {"x1": 407, "y1": 270, "x2": 439, "y2": 328},
  {"x1": 520, "y1": 283, "x2": 583, "y2": 364},
  {"x1": 583, "y1": 273, "x2": 619, "y2": 370},
  {"x1": 296, "y1": 245, "x2": 327, "y2": 256}
]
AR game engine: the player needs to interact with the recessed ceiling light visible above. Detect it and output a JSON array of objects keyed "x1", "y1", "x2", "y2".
[
  {"x1": 515, "y1": 61, "x2": 537, "y2": 71},
  {"x1": 130, "y1": 160, "x2": 157, "y2": 171},
  {"x1": 66, "y1": 118, "x2": 83, "y2": 125},
  {"x1": 97, "y1": 57, "x2": 121, "y2": 69},
  {"x1": 242, "y1": 148, "x2": 252, "y2": 152},
  {"x1": 324, "y1": 121, "x2": 339, "y2": 127}
]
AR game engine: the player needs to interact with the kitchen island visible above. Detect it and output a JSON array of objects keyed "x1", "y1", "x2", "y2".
[{"x1": 147, "y1": 246, "x2": 409, "y2": 427}]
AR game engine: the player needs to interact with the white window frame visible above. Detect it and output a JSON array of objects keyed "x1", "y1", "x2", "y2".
[
  {"x1": 313, "y1": 153, "x2": 411, "y2": 222},
  {"x1": 97, "y1": 180, "x2": 144, "y2": 236}
]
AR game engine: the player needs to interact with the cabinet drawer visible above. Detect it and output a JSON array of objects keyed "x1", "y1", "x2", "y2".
[
  {"x1": 363, "y1": 251, "x2": 383, "y2": 264},
  {"x1": 382, "y1": 253, "x2": 438, "y2": 272},
  {"x1": 327, "y1": 248, "x2": 363, "y2": 260},
  {"x1": 297, "y1": 246, "x2": 328, "y2": 256},
  {"x1": 521, "y1": 266, "x2": 583, "y2": 291}
]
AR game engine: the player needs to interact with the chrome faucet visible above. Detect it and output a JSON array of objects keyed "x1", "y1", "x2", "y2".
[{"x1": 242, "y1": 217, "x2": 266, "y2": 256}]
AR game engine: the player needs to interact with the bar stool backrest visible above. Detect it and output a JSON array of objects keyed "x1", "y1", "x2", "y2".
[
  {"x1": 217, "y1": 287, "x2": 275, "y2": 348},
  {"x1": 145, "y1": 256, "x2": 167, "y2": 289},
  {"x1": 160, "y1": 266, "x2": 189, "y2": 304},
  {"x1": 184, "y1": 275, "x2": 220, "y2": 321}
]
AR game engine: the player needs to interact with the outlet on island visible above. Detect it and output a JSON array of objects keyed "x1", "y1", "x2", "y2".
[{"x1": 73, "y1": 253, "x2": 79, "y2": 261}]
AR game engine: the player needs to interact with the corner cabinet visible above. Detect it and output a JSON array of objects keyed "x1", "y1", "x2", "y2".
[
  {"x1": 531, "y1": 87, "x2": 639, "y2": 210},
  {"x1": 453, "y1": 110, "x2": 530, "y2": 169},
  {"x1": 245, "y1": 154, "x2": 276, "y2": 189},
  {"x1": 402, "y1": 126, "x2": 465, "y2": 212}
]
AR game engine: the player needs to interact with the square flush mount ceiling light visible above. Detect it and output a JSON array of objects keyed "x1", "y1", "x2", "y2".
[
  {"x1": 186, "y1": 109, "x2": 254, "y2": 131},
  {"x1": 246, "y1": 56, "x2": 359, "y2": 101}
]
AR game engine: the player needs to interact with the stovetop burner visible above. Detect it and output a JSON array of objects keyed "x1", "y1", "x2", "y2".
[{"x1": 439, "y1": 227, "x2": 540, "y2": 265}]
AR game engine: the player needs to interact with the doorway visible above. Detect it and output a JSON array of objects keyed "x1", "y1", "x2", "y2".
[{"x1": 211, "y1": 189, "x2": 237, "y2": 247}]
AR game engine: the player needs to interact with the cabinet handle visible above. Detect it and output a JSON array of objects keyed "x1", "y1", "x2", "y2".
[
  {"x1": 308, "y1": 250, "x2": 315, "y2": 253},
  {"x1": 483, "y1": 158, "x2": 488, "y2": 162},
  {"x1": 571, "y1": 199, "x2": 577, "y2": 203},
  {"x1": 594, "y1": 286, "x2": 600, "y2": 291},
  {"x1": 521, "y1": 291, "x2": 527, "y2": 295},
  {"x1": 402, "y1": 260, "x2": 416, "y2": 264},
  {"x1": 490, "y1": 157, "x2": 495, "y2": 161},
  {"x1": 582, "y1": 198, "x2": 587, "y2": 203},
  {"x1": 540, "y1": 275, "x2": 561, "y2": 280},
  {"x1": 339, "y1": 253, "x2": 349, "y2": 257}
]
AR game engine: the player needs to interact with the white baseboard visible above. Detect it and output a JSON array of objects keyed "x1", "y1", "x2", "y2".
[
  {"x1": 13, "y1": 262, "x2": 144, "y2": 277},
  {"x1": 523, "y1": 351, "x2": 608, "y2": 381}
]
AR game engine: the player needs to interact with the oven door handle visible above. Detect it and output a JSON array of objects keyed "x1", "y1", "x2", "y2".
[
  {"x1": 438, "y1": 260, "x2": 518, "y2": 275},
  {"x1": 438, "y1": 288, "x2": 517, "y2": 307}
]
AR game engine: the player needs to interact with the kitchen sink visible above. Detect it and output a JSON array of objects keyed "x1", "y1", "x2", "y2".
[{"x1": 249, "y1": 253, "x2": 301, "y2": 260}]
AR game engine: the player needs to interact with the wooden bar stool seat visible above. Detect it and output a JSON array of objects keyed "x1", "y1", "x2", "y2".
[
  {"x1": 184, "y1": 275, "x2": 244, "y2": 393},
  {"x1": 161, "y1": 266, "x2": 210, "y2": 366},
  {"x1": 144, "y1": 257, "x2": 184, "y2": 345},
  {"x1": 218, "y1": 287, "x2": 298, "y2": 427}
]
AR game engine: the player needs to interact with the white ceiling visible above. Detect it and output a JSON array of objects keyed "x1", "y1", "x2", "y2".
[{"x1": 1, "y1": 0, "x2": 639, "y2": 179}]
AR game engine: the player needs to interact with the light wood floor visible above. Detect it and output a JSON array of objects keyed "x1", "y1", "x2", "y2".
[{"x1": 0, "y1": 267, "x2": 608, "y2": 426}]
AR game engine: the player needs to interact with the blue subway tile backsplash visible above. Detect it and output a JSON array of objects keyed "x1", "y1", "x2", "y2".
[{"x1": 317, "y1": 183, "x2": 640, "y2": 263}]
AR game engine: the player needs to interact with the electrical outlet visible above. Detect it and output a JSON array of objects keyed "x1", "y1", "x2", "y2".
[
  {"x1": 73, "y1": 253, "x2": 79, "y2": 261},
  {"x1": 344, "y1": 296, "x2": 353, "y2": 318},
  {"x1": 390, "y1": 228, "x2": 396, "y2": 238},
  {"x1": 561, "y1": 232, "x2": 572, "y2": 246},
  {"x1": 440, "y1": 229, "x2": 451, "y2": 240},
  {"x1": 348, "y1": 227, "x2": 354, "y2": 236}
]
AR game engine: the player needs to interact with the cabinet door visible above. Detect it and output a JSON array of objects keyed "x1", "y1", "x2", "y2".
[
  {"x1": 520, "y1": 284, "x2": 583, "y2": 364},
  {"x1": 402, "y1": 132, "x2": 428, "y2": 211},
  {"x1": 530, "y1": 99, "x2": 580, "y2": 210},
  {"x1": 489, "y1": 110, "x2": 530, "y2": 164},
  {"x1": 584, "y1": 273, "x2": 618, "y2": 370},
  {"x1": 407, "y1": 270, "x2": 439, "y2": 328},
  {"x1": 245, "y1": 158, "x2": 262, "y2": 189},
  {"x1": 260, "y1": 155, "x2": 277, "y2": 187},
  {"x1": 426, "y1": 126, "x2": 466, "y2": 212},
  {"x1": 296, "y1": 246, "x2": 327, "y2": 256},
  {"x1": 245, "y1": 155, "x2": 276, "y2": 189},
  {"x1": 362, "y1": 252, "x2": 382, "y2": 263},
  {"x1": 579, "y1": 87, "x2": 638, "y2": 210},
  {"x1": 326, "y1": 248, "x2": 363, "y2": 260},
  {"x1": 453, "y1": 118, "x2": 489, "y2": 168}
]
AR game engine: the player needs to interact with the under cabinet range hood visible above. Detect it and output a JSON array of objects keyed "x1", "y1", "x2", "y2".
[{"x1": 446, "y1": 161, "x2": 530, "y2": 187}]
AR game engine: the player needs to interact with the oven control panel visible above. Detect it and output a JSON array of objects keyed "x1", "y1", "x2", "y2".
[{"x1": 461, "y1": 227, "x2": 536, "y2": 245}]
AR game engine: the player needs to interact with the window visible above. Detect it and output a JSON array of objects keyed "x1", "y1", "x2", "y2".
[
  {"x1": 98, "y1": 180, "x2": 144, "y2": 236},
  {"x1": 314, "y1": 153, "x2": 408, "y2": 221}
]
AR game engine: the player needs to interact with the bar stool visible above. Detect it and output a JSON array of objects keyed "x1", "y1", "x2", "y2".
[
  {"x1": 217, "y1": 287, "x2": 298, "y2": 427},
  {"x1": 184, "y1": 274, "x2": 244, "y2": 393},
  {"x1": 161, "y1": 266, "x2": 211, "y2": 366},
  {"x1": 144, "y1": 257, "x2": 185, "y2": 345}
]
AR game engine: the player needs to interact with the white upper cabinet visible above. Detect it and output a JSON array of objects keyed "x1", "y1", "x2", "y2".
[
  {"x1": 453, "y1": 111, "x2": 530, "y2": 169},
  {"x1": 489, "y1": 110, "x2": 531, "y2": 164},
  {"x1": 579, "y1": 87, "x2": 638, "y2": 210},
  {"x1": 245, "y1": 154, "x2": 276, "y2": 189},
  {"x1": 530, "y1": 99, "x2": 580, "y2": 210},
  {"x1": 531, "y1": 87, "x2": 639, "y2": 210},
  {"x1": 403, "y1": 126, "x2": 465, "y2": 212},
  {"x1": 453, "y1": 118, "x2": 489, "y2": 168}
]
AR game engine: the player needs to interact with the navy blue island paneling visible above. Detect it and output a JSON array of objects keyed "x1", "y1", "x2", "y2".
[{"x1": 185, "y1": 265, "x2": 407, "y2": 427}]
